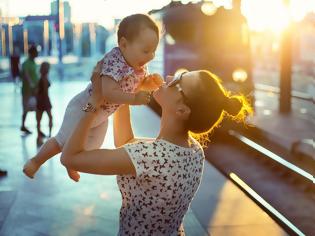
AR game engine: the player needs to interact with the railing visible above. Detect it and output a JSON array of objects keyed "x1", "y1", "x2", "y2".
[{"x1": 255, "y1": 83, "x2": 314, "y2": 103}]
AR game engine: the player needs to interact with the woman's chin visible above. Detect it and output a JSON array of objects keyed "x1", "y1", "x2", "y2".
[
  {"x1": 153, "y1": 86, "x2": 162, "y2": 94},
  {"x1": 152, "y1": 89, "x2": 160, "y2": 100}
]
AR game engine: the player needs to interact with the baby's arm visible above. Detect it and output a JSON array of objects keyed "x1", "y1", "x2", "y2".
[
  {"x1": 91, "y1": 59, "x2": 150, "y2": 105},
  {"x1": 138, "y1": 73, "x2": 164, "y2": 92},
  {"x1": 101, "y1": 75, "x2": 151, "y2": 105}
]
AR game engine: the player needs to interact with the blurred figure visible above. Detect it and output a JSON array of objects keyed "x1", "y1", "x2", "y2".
[
  {"x1": 20, "y1": 45, "x2": 39, "y2": 134},
  {"x1": 0, "y1": 168, "x2": 7, "y2": 177},
  {"x1": 10, "y1": 46, "x2": 21, "y2": 91},
  {"x1": 36, "y1": 62, "x2": 53, "y2": 145}
]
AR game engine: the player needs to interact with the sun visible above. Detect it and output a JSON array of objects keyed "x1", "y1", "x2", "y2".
[{"x1": 242, "y1": 0, "x2": 315, "y2": 33}]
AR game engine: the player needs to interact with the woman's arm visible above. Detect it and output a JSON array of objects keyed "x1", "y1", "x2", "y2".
[
  {"x1": 113, "y1": 105, "x2": 135, "y2": 148},
  {"x1": 112, "y1": 73, "x2": 164, "y2": 147},
  {"x1": 60, "y1": 69, "x2": 136, "y2": 176},
  {"x1": 113, "y1": 105, "x2": 156, "y2": 147},
  {"x1": 60, "y1": 121, "x2": 136, "y2": 175}
]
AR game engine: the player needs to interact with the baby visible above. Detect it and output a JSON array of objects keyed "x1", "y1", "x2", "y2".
[{"x1": 23, "y1": 13, "x2": 163, "y2": 182}]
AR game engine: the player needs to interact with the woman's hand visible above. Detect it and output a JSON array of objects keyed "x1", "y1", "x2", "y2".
[{"x1": 137, "y1": 73, "x2": 163, "y2": 92}]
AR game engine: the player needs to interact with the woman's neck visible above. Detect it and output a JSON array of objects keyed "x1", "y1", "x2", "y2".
[{"x1": 157, "y1": 116, "x2": 190, "y2": 148}]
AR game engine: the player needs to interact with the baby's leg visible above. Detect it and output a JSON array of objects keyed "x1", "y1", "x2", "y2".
[
  {"x1": 53, "y1": 96, "x2": 84, "y2": 182},
  {"x1": 23, "y1": 93, "x2": 80, "y2": 180},
  {"x1": 65, "y1": 119, "x2": 108, "y2": 182},
  {"x1": 85, "y1": 119, "x2": 109, "y2": 150},
  {"x1": 23, "y1": 137, "x2": 61, "y2": 179}
]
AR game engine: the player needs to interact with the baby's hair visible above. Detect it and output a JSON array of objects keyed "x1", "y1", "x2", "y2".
[
  {"x1": 117, "y1": 14, "x2": 159, "y2": 42},
  {"x1": 40, "y1": 62, "x2": 50, "y2": 75},
  {"x1": 187, "y1": 70, "x2": 253, "y2": 147}
]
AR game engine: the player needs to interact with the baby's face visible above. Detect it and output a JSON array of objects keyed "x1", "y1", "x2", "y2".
[{"x1": 121, "y1": 27, "x2": 159, "y2": 70}]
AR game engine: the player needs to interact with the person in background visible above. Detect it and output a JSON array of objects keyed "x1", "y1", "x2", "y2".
[
  {"x1": 36, "y1": 62, "x2": 53, "y2": 145},
  {"x1": 20, "y1": 45, "x2": 39, "y2": 134},
  {"x1": 0, "y1": 169, "x2": 7, "y2": 177}
]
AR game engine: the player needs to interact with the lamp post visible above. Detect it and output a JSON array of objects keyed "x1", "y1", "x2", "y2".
[
  {"x1": 56, "y1": 0, "x2": 64, "y2": 64},
  {"x1": 279, "y1": 0, "x2": 292, "y2": 113},
  {"x1": 55, "y1": 0, "x2": 64, "y2": 79}
]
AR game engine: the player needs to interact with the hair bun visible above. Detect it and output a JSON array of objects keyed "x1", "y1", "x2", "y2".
[{"x1": 223, "y1": 96, "x2": 243, "y2": 117}]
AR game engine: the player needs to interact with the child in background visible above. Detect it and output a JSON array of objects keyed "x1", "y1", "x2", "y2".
[
  {"x1": 36, "y1": 62, "x2": 53, "y2": 145},
  {"x1": 23, "y1": 13, "x2": 163, "y2": 182}
]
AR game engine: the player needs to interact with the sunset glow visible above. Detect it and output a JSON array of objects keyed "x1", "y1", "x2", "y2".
[
  {"x1": 242, "y1": 0, "x2": 315, "y2": 32},
  {"x1": 1, "y1": 0, "x2": 315, "y2": 31}
]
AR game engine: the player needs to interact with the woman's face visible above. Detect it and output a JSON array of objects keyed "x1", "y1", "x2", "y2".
[
  {"x1": 153, "y1": 71, "x2": 200, "y2": 114},
  {"x1": 120, "y1": 27, "x2": 159, "y2": 70}
]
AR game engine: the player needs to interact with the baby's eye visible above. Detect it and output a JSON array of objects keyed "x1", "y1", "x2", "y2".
[{"x1": 143, "y1": 50, "x2": 150, "y2": 54}]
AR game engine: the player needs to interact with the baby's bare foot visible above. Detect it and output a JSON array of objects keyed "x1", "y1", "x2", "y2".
[
  {"x1": 67, "y1": 168, "x2": 80, "y2": 182},
  {"x1": 23, "y1": 158, "x2": 41, "y2": 179}
]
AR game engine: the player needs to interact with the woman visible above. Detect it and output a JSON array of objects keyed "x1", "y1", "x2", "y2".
[{"x1": 61, "y1": 67, "x2": 252, "y2": 235}]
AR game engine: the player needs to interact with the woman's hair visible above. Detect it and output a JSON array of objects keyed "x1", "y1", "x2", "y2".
[
  {"x1": 117, "y1": 14, "x2": 159, "y2": 42},
  {"x1": 40, "y1": 62, "x2": 50, "y2": 75},
  {"x1": 186, "y1": 70, "x2": 253, "y2": 146}
]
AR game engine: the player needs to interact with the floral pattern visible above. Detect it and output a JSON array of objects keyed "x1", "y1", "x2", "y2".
[{"x1": 88, "y1": 47, "x2": 148, "y2": 116}]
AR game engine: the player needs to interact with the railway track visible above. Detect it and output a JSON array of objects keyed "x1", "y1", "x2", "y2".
[{"x1": 205, "y1": 129, "x2": 315, "y2": 236}]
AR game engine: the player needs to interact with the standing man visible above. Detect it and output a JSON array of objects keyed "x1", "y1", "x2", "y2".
[{"x1": 21, "y1": 45, "x2": 39, "y2": 134}]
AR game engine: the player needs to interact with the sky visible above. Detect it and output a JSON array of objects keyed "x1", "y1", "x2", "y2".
[
  {"x1": 1, "y1": 0, "x2": 315, "y2": 31},
  {"x1": 0, "y1": 0, "x2": 173, "y2": 29}
]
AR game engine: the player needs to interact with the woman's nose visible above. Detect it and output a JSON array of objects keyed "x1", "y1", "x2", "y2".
[{"x1": 166, "y1": 75, "x2": 174, "y2": 84}]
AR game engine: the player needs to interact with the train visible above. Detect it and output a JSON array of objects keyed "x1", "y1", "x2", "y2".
[{"x1": 148, "y1": 1, "x2": 254, "y2": 114}]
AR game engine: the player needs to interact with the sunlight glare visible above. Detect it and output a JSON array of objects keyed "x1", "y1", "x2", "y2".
[
  {"x1": 242, "y1": 0, "x2": 290, "y2": 32},
  {"x1": 242, "y1": 0, "x2": 315, "y2": 32}
]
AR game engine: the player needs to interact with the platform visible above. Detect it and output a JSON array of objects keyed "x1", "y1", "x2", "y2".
[{"x1": 0, "y1": 81, "x2": 286, "y2": 235}]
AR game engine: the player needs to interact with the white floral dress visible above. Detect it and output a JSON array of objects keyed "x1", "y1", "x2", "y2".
[
  {"x1": 117, "y1": 138, "x2": 205, "y2": 236},
  {"x1": 55, "y1": 47, "x2": 147, "y2": 148}
]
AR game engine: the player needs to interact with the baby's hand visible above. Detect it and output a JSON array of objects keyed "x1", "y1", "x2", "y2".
[
  {"x1": 132, "y1": 91, "x2": 151, "y2": 105},
  {"x1": 139, "y1": 73, "x2": 164, "y2": 92}
]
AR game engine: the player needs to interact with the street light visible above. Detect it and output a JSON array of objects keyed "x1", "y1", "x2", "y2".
[
  {"x1": 279, "y1": 0, "x2": 292, "y2": 113},
  {"x1": 56, "y1": 0, "x2": 64, "y2": 64},
  {"x1": 201, "y1": 2, "x2": 217, "y2": 16}
]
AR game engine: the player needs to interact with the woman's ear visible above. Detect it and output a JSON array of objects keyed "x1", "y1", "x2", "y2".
[{"x1": 176, "y1": 105, "x2": 191, "y2": 120}]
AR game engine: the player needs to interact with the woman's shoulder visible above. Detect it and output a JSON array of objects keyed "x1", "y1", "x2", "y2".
[
  {"x1": 189, "y1": 137, "x2": 204, "y2": 152},
  {"x1": 124, "y1": 138, "x2": 204, "y2": 159},
  {"x1": 124, "y1": 139, "x2": 153, "y2": 150}
]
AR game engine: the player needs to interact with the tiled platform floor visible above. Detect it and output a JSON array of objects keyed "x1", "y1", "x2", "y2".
[{"x1": 0, "y1": 81, "x2": 286, "y2": 236}]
